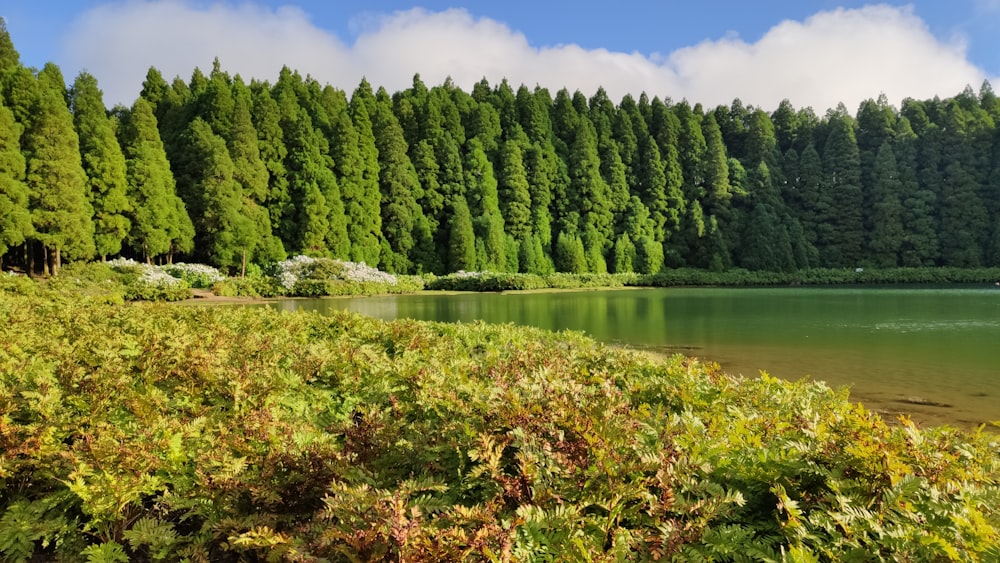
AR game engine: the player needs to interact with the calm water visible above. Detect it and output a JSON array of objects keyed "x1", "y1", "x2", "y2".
[{"x1": 270, "y1": 287, "x2": 1000, "y2": 428}]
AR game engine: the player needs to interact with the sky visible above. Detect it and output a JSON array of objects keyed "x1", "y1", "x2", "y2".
[{"x1": 4, "y1": 1, "x2": 1000, "y2": 113}]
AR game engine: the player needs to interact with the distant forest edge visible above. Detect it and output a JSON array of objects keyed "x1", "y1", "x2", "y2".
[{"x1": 2, "y1": 20, "x2": 1000, "y2": 278}]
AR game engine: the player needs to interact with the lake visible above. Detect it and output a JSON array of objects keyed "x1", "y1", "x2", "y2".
[{"x1": 268, "y1": 287, "x2": 1000, "y2": 428}]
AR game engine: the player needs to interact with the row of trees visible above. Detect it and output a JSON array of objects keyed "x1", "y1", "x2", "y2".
[{"x1": 2, "y1": 19, "x2": 1000, "y2": 276}]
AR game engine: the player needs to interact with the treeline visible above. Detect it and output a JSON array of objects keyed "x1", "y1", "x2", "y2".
[{"x1": 2, "y1": 20, "x2": 1000, "y2": 276}]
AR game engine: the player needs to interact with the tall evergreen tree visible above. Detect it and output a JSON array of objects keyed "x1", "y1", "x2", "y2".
[
  {"x1": 771, "y1": 99, "x2": 800, "y2": 154},
  {"x1": 371, "y1": 88, "x2": 425, "y2": 272},
  {"x1": 183, "y1": 118, "x2": 257, "y2": 271},
  {"x1": 674, "y1": 101, "x2": 707, "y2": 203},
  {"x1": 497, "y1": 137, "x2": 532, "y2": 241},
  {"x1": 568, "y1": 117, "x2": 613, "y2": 268},
  {"x1": 936, "y1": 99, "x2": 990, "y2": 267},
  {"x1": 281, "y1": 106, "x2": 336, "y2": 257},
  {"x1": 0, "y1": 23, "x2": 37, "y2": 128},
  {"x1": 464, "y1": 138, "x2": 506, "y2": 271},
  {"x1": 70, "y1": 71, "x2": 131, "y2": 260},
  {"x1": 24, "y1": 77, "x2": 94, "y2": 274},
  {"x1": 118, "y1": 98, "x2": 192, "y2": 263},
  {"x1": 893, "y1": 117, "x2": 937, "y2": 266},
  {"x1": 646, "y1": 97, "x2": 687, "y2": 245},
  {"x1": 347, "y1": 81, "x2": 384, "y2": 266},
  {"x1": 818, "y1": 114, "x2": 864, "y2": 267},
  {"x1": 0, "y1": 94, "x2": 31, "y2": 265},
  {"x1": 783, "y1": 143, "x2": 822, "y2": 267},
  {"x1": 227, "y1": 78, "x2": 284, "y2": 264},
  {"x1": 250, "y1": 81, "x2": 292, "y2": 254},
  {"x1": 865, "y1": 141, "x2": 905, "y2": 266},
  {"x1": 738, "y1": 163, "x2": 795, "y2": 272},
  {"x1": 447, "y1": 195, "x2": 476, "y2": 272},
  {"x1": 0, "y1": 17, "x2": 19, "y2": 76},
  {"x1": 554, "y1": 230, "x2": 587, "y2": 273}
]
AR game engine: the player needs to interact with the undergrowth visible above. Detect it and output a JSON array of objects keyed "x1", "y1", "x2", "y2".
[{"x1": 1, "y1": 286, "x2": 999, "y2": 561}]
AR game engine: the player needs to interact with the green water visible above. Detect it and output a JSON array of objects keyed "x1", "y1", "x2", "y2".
[{"x1": 271, "y1": 287, "x2": 1000, "y2": 428}]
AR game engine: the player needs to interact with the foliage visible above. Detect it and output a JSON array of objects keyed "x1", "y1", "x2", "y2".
[
  {"x1": 2, "y1": 294, "x2": 1000, "y2": 560},
  {"x1": 266, "y1": 254, "x2": 423, "y2": 297},
  {"x1": 5, "y1": 28, "x2": 1000, "y2": 278},
  {"x1": 637, "y1": 267, "x2": 1000, "y2": 287},
  {"x1": 161, "y1": 262, "x2": 224, "y2": 289},
  {"x1": 426, "y1": 270, "x2": 638, "y2": 291}
]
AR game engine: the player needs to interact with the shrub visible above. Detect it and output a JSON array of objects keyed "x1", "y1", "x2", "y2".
[
  {"x1": 270, "y1": 255, "x2": 418, "y2": 297},
  {"x1": 161, "y1": 263, "x2": 225, "y2": 289},
  {"x1": 2, "y1": 295, "x2": 1000, "y2": 560}
]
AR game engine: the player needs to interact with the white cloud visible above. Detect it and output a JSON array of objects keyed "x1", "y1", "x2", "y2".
[{"x1": 63, "y1": 2, "x2": 992, "y2": 112}]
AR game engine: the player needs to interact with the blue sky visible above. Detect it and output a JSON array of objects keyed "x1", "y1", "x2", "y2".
[{"x1": 3, "y1": 1, "x2": 999, "y2": 111}]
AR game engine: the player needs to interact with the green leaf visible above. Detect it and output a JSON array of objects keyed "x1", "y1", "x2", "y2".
[{"x1": 82, "y1": 541, "x2": 129, "y2": 563}]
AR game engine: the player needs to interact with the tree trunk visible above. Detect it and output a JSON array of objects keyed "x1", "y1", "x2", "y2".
[
  {"x1": 53, "y1": 247, "x2": 61, "y2": 277},
  {"x1": 42, "y1": 246, "x2": 50, "y2": 277},
  {"x1": 241, "y1": 248, "x2": 247, "y2": 278},
  {"x1": 25, "y1": 243, "x2": 33, "y2": 278}
]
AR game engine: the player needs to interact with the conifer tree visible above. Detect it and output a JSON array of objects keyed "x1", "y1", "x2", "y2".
[
  {"x1": 464, "y1": 138, "x2": 506, "y2": 270},
  {"x1": 819, "y1": 114, "x2": 864, "y2": 267},
  {"x1": 675, "y1": 101, "x2": 707, "y2": 202},
  {"x1": 497, "y1": 137, "x2": 532, "y2": 240},
  {"x1": 867, "y1": 141, "x2": 905, "y2": 267},
  {"x1": 568, "y1": 117, "x2": 613, "y2": 265},
  {"x1": 939, "y1": 160, "x2": 987, "y2": 266},
  {"x1": 447, "y1": 195, "x2": 476, "y2": 271},
  {"x1": 647, "y1": 98, "x2": 687, "y2": 244},
  {"x1": 70, "y1": 71, "x2": 131, "y2": 260},
  {"x1": 183, "y1": 118, "x2": 257, "y2": 271},
  {"x1": 771, "y1": 99, "x2": 800, "y2": 154},
  {"x1": 281, "y1": 106, "x2": 334, "y2": 257},
  {"x1": 936, "y1": 99, "x2": 989, "y2": 267},
  {"x1": 739, "y1": 163, "x2": 794, "y2": 272},
  {"x1": 554, "y1": 231, "x2": 587, "y2": 273},
  {"x1": 893, "y1": 117, "x2": 937, "y2": 266},
  {"x1": 118, "y1": 98, "x2": 192, "y2": 263},
  {"x1": 371, "y1": 88, "x2": 424, "y2": 272},
  {"x1": 24, "y1": 75, "x2": 94, "y2": 274},
  {"x1": 250, "y1": 82, "x2": 292, "y2": 253},
  {"x1": 613, "y1": 95, "x2": 641, "y2": 194},
  {"x1": 742, "y1": 109, "x2": 782, "y2": 174},
  {"x1": 700, "y1": 113, "x2": 732, "y2": 218},
  {"x1": 589, "y1": 88, "x2": 629, "y2": 218},
  {"x1": 612, "y1": 233, "x2": 635, "y2": 273},
  {"x1": 0, "y1": 17, "x2": 19, "y2": 76},
  {"x1": 516, "y1": 86, "x2": 562, "y2": 251},
  {"x1": 328, "y1": 89, "x2": 371, "y2": 263},
  {"x1": 634, "y1": 235, "x2": 664, "y2": 274},
  {"x1": 348, "y1": 81, "x2": 384, "y2": 265},
  {"x1": 787, "y1": 143, "x2": 822, "y2": 256},
  {"x1": 227, "y1": 78, "x2": 284, "y2": 264},
  {"x1": 0, "y1": 22, "x2": 36, "y2": 127},
  {"x1": 0, "y1": 94, "x2": 31, "y2": 265}
]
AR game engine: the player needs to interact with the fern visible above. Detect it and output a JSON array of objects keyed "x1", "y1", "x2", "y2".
[
  {"x1": 123, "y1": 517, "x2": 179, "y2": 561},
  {"x1": 0, "y1": 497, "x2": 72, "y2": 563},
  {"x1": 81, "y1": 541, "x2": 129, "y2": 563}
]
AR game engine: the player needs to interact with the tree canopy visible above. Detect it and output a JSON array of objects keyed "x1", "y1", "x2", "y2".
[{"x1": 2, "y1": 18, "x2": 1000, "y2": 275}]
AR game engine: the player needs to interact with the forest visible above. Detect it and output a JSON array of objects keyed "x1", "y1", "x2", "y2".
[{"x1": 2, "y1": 19, "x2": 1000, "y2": 277}]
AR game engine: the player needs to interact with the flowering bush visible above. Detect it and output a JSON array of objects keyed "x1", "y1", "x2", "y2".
[
  {"x1": 105, "y1": 258, "x2": 191, "y2": 301},
  {"x1": 162, "y1": 262, "x2": 225, "y2": 289},
  {"x1": 267, "y1": 255, "x2": 417, "y2": 296}
]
